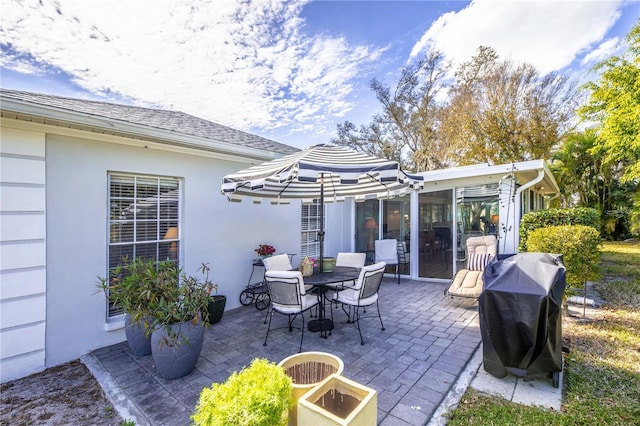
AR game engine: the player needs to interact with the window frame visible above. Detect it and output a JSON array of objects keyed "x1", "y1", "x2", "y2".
[
  {"x1": 106, "y1": 173, "x2": 181, "y2": 319},
  {"x1": 301, "y1": 200, "x2": 322, "y2": 259}
]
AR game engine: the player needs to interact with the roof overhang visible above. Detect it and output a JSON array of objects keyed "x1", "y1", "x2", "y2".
[
  {"x1": 0, "y1": 97, "x2": 282, "y2": 163},
  {"x1": 418, "y1": 160, "x2": 559, "y2": 195}
]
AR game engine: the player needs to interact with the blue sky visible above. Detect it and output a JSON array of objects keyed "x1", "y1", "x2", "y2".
[{"x1": 1, "y1": 0, "x2": 638, "y2": 149}]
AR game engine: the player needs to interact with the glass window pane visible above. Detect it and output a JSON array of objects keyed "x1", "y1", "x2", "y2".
[
  {"x1": 109, "y1": 245, "x2": 133, "y2": 269},
  {"x1": 136, "y1": 221, "x2": 158, "y2": 242},
  {"x1": 134, "y1": 243, "x2": 158, "y2": 260},
  {"x1": 110, "y1": 222, "x2": 134, "y2": 243}
]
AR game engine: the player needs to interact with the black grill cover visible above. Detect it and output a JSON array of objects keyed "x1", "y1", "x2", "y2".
[{"x1": 479, "y1": 252, "x2": 566, "y2": 379}]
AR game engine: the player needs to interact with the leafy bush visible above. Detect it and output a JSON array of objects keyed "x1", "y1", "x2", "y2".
[
  {"x1": 519, "y1": 207, "x2": 600, "y2": 251},
  {"x1": 192, "y1": 358, "x2": 293, "y2": 426},
  {"x1": 527, "y1": 225, "x2": 602, "y2": 287},
  {"x1": 97, "y1": 259, "x2": 217, "y2": 338}
]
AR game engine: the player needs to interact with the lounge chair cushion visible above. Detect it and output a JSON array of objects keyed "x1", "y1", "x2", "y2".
[{"x1": 447, "y1": 269, "x2": 484, "y2": 297}]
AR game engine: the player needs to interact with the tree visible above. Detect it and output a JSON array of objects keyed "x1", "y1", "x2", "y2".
[
  {"x1": 551, "y1": 130, "x2": 637, "y2": 239},
  {"x1": 440, "y1": 46, "x2": 578, "y2": 165},
  {"x1": 332, "y1": 51, "x2": 451, "y2": 171},
  {"x1": 578, "y1": 20, "x2": 640, "y2": 236},
  {"x1": 579, "y1": 21, "x2": 640, "y2": 183},
  {"x1": 333, "y1": 46, "x2": 577, "y2": 171}
]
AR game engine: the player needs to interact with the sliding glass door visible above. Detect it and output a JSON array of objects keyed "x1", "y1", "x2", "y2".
[{"x1": 418, "y1": 190, "x2": 453, "y2": 279}]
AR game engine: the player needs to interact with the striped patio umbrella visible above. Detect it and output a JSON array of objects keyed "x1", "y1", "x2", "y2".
[{"x1": 221, "y1": 144, "x2": 423, "y2": 270}]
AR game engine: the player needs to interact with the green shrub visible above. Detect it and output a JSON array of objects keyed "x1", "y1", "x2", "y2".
[
  {"x1": 519, "y1": 207, "x2": 600, "y2": 251},
  {"x1": 192, "y1": 358, "x2": 293, "y2": 426},
  {"x1": 527, "y1": 225, "x2": 602, "y2": 288}
]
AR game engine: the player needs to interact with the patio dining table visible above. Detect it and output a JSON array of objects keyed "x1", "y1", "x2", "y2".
[{"x1": 303, "y1": 266, "x2": 360, "y2": 338}]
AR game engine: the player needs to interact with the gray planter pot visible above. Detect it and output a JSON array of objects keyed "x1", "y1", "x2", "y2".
[
  {"x1": 124, "y1": 314, "x2": 151, "y2": 357},
  {"x1": 151, "y1": 320, "x2": 204, "y2": 379}
]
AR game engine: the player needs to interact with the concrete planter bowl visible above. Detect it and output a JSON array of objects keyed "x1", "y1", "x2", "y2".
[
  {"x1": 151, "y1": 320, "x2": 204, "y2": 380},
  {"x1": 278, "y1": 352, "x2": 344, "y2": 425},
  {"x1": 298, "y1": 374, "x2": 377, "y2": 426}
]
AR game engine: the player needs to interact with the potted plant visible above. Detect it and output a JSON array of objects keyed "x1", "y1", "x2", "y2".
[
  {"x1": 255, "y1": 243, "x2": 276, "y2": 259},
  {"x1": 205, "y1": 294, "x2": 227, "y2": 325},
  {"x1": 149, "y1": 262, "x2": 217, "y2": 379},
  {"x1": 96, "y1": 257, "x2": 165, "y2": 356},
  {"x1": 192, "y1": 358, "x2": 293, "y2": 426}
]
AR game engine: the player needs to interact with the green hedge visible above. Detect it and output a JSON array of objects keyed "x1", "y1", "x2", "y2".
[
  {"x1": 527, "y1": 225, "x2": 602, "y2": 288},
  {"x1": 519, "y1": 207, "x2": 600, "y2": 251}
]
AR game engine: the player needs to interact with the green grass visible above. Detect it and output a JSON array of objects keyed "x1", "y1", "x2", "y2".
[{"x1": 446, "y1": 241, "x2": 640, "y2": 425}]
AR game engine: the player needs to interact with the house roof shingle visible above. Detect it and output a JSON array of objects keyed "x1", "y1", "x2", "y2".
[{"x1": 0, "y1": 88, "x2": 299, "y2": 156}]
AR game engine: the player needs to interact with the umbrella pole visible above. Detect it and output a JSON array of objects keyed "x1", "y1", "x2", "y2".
[{"x1": 319, "y1": 176, "x2": 325, "y2": 273}]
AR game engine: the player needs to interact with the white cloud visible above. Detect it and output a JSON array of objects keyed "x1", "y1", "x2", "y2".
[
  {"x1": 409, "y1": 0, "x2": 624, "y2": 74},
  {"x1": 0, "y1": 0, "x2": 383, "y2": 138},
  {"x1": 581, "y1": 36, "x2": 622, "y2": 65}
]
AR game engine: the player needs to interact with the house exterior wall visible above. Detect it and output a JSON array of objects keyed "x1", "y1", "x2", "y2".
[
  {"x1": 0, "y1": 126, "x2": 47, "y2": 382},
  {"x1": 1, "y1": 118, "x2": 301, "y2": 381},
  {"x1": 323, "y1": 201, "x2": 354, "y2": 257}
]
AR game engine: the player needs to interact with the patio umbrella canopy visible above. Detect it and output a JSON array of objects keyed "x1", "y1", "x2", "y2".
[{"x1": 221, "y1": 144, "x2": 423, "y2": 271}]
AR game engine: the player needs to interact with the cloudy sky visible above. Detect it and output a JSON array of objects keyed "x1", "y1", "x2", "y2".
[{"x1": 1, "y1": 0, "x2": 638, "y2": 149}]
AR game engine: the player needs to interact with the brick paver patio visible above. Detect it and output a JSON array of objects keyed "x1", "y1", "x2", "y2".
[{"x1": 88, "y1": 277, "x2": 480, "y2": 425}]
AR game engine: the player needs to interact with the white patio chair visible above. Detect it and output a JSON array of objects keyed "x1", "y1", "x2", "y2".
[
  {"x1": 326, "y1": 252, "x2": 367, "y2": 306},
  {"x1": 444, "y1": 235, "x2": 498, "y2": 299},
  {"x1": 263, "y1": 270, "x2": 319, "y2": 353},
  {"x1": 375, "y1": 239, "x2": 401, "y2": 284},
  {"x1": 332, "y1": 262, "x2": 386, "y2": 345},
  {"x1": 262, "y1": 253, "x2": 292, "y2": 271}
]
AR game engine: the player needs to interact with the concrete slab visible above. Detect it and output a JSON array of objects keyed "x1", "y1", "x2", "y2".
[
  {"x1": 470, "y1": 366, "x2": 517, "y2": 400},
  {"x1": 512, "y1": 371, "x2": 562, "y2": 410}
]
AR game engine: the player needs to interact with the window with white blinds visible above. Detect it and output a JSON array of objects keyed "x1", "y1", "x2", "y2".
[
  {"x1": 107, "y1": 174, "x2": 181, "y2": 317},
  {"x1": 301, "y1": 200, "x2": 322, "y2": 258}
]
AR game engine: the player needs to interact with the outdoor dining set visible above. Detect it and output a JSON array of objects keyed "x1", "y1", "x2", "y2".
[{"x1": 243, "y1": 248, "x2": 402, "y2": 353}]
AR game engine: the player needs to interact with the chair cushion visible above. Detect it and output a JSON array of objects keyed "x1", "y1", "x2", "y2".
[
  {"x1": 335, "y1": 288, "x2": 378, "y2": 306},
  {"x1": 272, "y1": 294, "x2": 318, "y2": 314},
  {"x1": 375, "y1": 239, "x2": 398, "y2": 266},
  {"x1": 262, "y1": 254, "x2": 292, "y2": 271},
  {"x1": 447, "y1": 269, "x2": 484, "y2": 297},
  {"x1": 467, "y1": 253, "x2": 493, "y2": 271},
  {"x1": 336, "y1": 253, "x2": 366, "y2": 268}
]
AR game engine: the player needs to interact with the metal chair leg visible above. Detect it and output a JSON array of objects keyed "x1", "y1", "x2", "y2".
[
  {"x1": 376, "y1": 301, "x2": 385, "y2": 331},
  {"x1": 354, "y1": 307, "x2": 365, "y2": 345},
  {"x1": 263, "y1": 309, "x2": 273, "y2": 346},
  {"x1": 299, "y1": 314, "x2": 305, "y2": 353}
]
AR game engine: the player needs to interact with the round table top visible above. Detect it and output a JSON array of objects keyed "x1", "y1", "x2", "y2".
[{"x1": 303, "y1": 266, "x2": 360, "y2": 286}]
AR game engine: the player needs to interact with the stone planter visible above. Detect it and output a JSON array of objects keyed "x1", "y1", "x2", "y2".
[
  {"x1": 298, "y1": 374, "x2": 377, "y2": 426},
  {"x1": 278, "y1": 352, "x2": 344, "y2": 426},
  {"x1": 124, "y1": 314, "x2": 151, "y2": 357},
  {"x1": 205, "y1": 295, "x2": 226, "y2": 324},
  {"x1": 151, "y1": 320, "x2": 204, "y2": 379}
]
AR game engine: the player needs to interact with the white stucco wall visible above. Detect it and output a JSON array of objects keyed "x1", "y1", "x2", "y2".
[
  {"x1": 0, "y1": 126, "x2": 47, "y2": 382},
  {"x1": 40, "y1": 130, "x2": 300, "y2": 370},
  {"x1": 323, "y1": 202, "x2": 354, "y2": 257}
]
